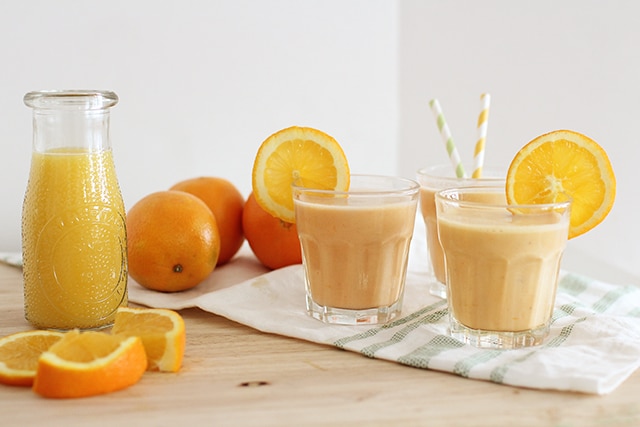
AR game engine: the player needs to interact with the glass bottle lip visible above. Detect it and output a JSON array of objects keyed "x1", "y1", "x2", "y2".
[{"x1": 24, "y1": 90, "x2": 118, "y2": 110}]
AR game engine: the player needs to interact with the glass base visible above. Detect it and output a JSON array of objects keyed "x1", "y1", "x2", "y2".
[
  {"x1": 429, "y1": 280, "x2": 447, "y2": 299},
  {"x1": 27, "y1": 320, "x2": 114, "y2": 332},
  {"x1": 25, "y1": 313, "x2": 116, "y2": 332},
  {"x1": 306, "y1": 295, "x2": 402, "y2": 325},
  {"x1": 449, "y1": 315, "x2": 550, "y2": 349},
  {"x1": 51, "y1": 323, "x2": 114, "y2": 332}
]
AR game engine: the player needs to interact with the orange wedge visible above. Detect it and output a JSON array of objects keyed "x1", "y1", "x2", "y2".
[
  {"x1": 33, "y1": 330, "x2": 147, "y2": 398},
  {"x1": 506, "y1": 130, "x2": 616, "y2": 239},
  {"x1": 0, "y1": 330, "x2": 64, "y2": 387},
  {"x1": 252, "y1": 126, "x2": 350, "y2": 223},
  {"x1": 111, "y1": 307, "x2": 186, "y2": 372}
]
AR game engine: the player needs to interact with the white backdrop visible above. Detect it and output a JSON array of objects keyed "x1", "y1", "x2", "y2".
[
  {"x1": 396, "y1": 0, "x2": 640, "y2": 284},
  {"x1": 1, "y1": 1, "x2": 638, "y2": 283},
  {"x1": 0, "y1": 0, "x2": 397, "y2": 250}
]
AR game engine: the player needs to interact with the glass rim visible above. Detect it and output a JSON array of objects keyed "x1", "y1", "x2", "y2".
[
  {"x1": 24, "y1": 90, "x2": 119, "y2": 110},
  {"x1": 436, "y1": 185, "x2": 572, "y2": 210},
  {"x1": 416, "y1": 164, "x2": 505, "y2": 182},
  {"x1": 292, "y1": 174, "x2": 420, "y2": 197}
]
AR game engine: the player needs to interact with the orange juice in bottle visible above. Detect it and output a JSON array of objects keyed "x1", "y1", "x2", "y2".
[{"x1": 22, "y1": 90, "x2": 127, "y2": 330}]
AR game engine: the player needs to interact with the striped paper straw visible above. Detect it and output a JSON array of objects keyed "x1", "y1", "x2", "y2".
[
  {"x1": 429, "y1": 99, "x2": 466, "y2": 178},
  {"x1": 472, "y1": 93, "x2": 491, "y2": 178}
]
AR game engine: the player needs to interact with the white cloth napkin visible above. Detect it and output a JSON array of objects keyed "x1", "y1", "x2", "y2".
[
  {"x1": 5, "y1": 223, "x2": 639, "y2": 394},
  {"x1": 127, "y1": 224, "x2": 640, "y2": 395},
  {"x1": 0, "y1": 252, "x2": 22, "y2": 268}
]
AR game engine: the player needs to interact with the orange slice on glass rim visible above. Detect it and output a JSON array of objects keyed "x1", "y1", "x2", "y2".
[
  {"x1": 252, "y1": 126, "x2": 350, "y2": 223},
  {"x1": 506, "y1": 129, "x2": 616, "y2": 239}
]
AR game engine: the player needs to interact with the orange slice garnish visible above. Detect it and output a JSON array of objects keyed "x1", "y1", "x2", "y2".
[
  {"x1": 252, "y1": 126, "x2": 350, "y2": 223},
  {"x1": 506, "y1": 130, "x2": 616, "y2": 239}
]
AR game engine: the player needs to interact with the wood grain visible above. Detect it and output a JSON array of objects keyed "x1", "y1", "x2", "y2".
[{"x1": 0, "y1": 263, "x2": 638, "y2": 426}]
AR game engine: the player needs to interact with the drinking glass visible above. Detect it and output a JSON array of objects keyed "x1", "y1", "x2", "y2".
[
  {"x1": 436, "y1": 185, "x2": 570, "y2": 349},
  {"x1": 293, "y1": 175, "x2": 419, "y2": 325},
  {"x1": 416, "y1": 165, "x2": 504, "y2": 299}
]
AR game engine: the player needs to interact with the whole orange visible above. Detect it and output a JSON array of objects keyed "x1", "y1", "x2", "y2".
[
  {"x1": 242, "y1": 192, "x2": 302, "y2": 270},
  {"x1": 126, "y1": 190, "x2": 220, "y2": 292},
  {"x1": 170, "y1": 177, "x2": 245, "y2": 265}
]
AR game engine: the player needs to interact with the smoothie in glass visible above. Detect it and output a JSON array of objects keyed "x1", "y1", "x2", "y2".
[
  {"x1": 436, "y1": 186, "x2": 570, "y2": 349},
  {"x1": 417, "y1": 165, "x2": 504, "y2": 299},
  {"x1": 293, "y1": 175, "x2": 419, "y2": 325}
]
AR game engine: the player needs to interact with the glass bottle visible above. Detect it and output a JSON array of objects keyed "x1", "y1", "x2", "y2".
[{"x1": 22, "y1": 90, "x2": 128, "y2": 330}]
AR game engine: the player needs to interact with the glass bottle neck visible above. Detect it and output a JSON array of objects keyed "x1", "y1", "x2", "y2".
[
  {"x1": 31, "y1": 109, "x2": 113, "y2": 152},
  {"x1": 24, "y1": 90, "x2": 118, "y2": 153}
]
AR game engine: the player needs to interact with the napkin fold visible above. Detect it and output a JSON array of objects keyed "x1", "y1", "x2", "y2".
[{"x1": 129, "y1": 250, "x2": 640, "y2": 395}]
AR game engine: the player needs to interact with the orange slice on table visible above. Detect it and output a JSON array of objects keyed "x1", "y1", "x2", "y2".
[
  {"x1": 252, "y1": 126, "x2": 350, "y2": 223},
  {"x1": 33, "y1": 330, "x2": 147, "y2": 398},
  {"x1": 0, "y1": 330, "x2": 64, "y2": 387},
  {"x1": 506, "y1": 129, "x2": 616, "y2": 239},
  {"x1": 111, "y1": 307, "x2": 186, "y2": 373}
]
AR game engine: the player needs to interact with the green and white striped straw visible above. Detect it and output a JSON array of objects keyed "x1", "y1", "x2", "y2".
[
  {"x1": 429, "y1": 99, "x2": 466, "y2": 178},
  {"x1": 472, "y1": 93, "x2": 491, "y2": 179}
]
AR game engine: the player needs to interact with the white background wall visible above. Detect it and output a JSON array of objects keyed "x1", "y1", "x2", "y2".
[
  {"x1": 1, "y1": 1, "x2": 638, "y2": 283},
  {"x1": 396, "y1": 0, "x2": 640, "y2": 284},
  {"x1": 0, "y1": 0, "x2": 397, "y2": 248}
]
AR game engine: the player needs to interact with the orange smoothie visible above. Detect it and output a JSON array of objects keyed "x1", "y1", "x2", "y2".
[
  {"x1": 295, "y1": 200, "x2": 416, "y2": 310},
  {"x1": 417, "y1": 165, "x2": 505, "y2": 299},
  {"x1": 437, "y1": 193, "x2": 569, "y2": 333},
  {"x1": 419, "y1": 187, "x2": 445, "y2": 284},
  {"x1": 420, "y1": 188, "x2": 506, "y2": 285},
  {"x1": 22, "y1": 148, "x2": 128, "y2": 330}
]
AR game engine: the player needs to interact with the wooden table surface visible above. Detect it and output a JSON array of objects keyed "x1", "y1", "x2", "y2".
[{"x1": 1, "y1": 262, "x2": 639, "y2": 427}]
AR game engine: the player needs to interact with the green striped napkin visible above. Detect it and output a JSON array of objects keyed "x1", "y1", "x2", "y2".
[
  {"x1": 129, "y1": 256, "x2": 640, "y2": 395},
  {"x1": 5, "y1": 241, "x2": 640, "y2": 395}
]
